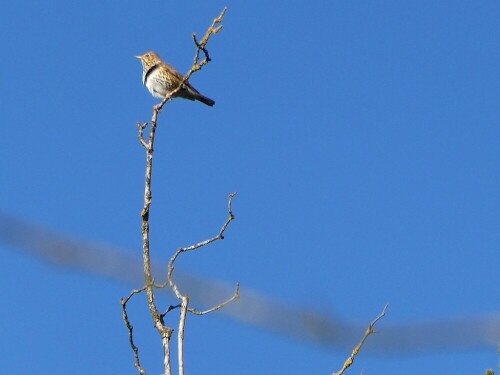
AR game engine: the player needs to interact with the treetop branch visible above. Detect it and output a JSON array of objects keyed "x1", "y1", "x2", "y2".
[{"x1": 154, "y1": 6, "x2": 227, "y2": 114}]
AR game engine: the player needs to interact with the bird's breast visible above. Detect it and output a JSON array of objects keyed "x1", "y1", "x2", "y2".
[{"x1": 145, "y1": 71, "x2": 169, "y2": 99}]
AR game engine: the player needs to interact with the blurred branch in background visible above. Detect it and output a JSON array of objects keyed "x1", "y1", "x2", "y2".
[{"x1": 1, "y1": 211, "x2": 499, "y2": 354}]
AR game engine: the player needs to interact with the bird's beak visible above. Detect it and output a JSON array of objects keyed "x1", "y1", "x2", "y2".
[{"x1": 134, "y1": 55, "x2": 142, "y2": 59}]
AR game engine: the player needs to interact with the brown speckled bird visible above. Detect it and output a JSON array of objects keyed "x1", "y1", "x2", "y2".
[{"x1": 135, "y1": 51, "x2": 215, "y2": 107}]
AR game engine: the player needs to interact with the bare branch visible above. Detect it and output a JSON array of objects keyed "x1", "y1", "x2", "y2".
[
  {"x1": 332, "y1": 304, "x2": 389, "y2": 375},
  {"x1": 164, "y1": 192, "x2": 237, "y2": 299},
  {"x1": 120, "y1": 287, "x2": 148, "y2": 375},
  {"x1": 189, "y1": 283, "x2": 240, "y2": 316}
]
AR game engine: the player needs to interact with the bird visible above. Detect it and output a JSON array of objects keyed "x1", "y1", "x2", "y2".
[{"x1": 135, "y1": 51, "x2": 215, "y2": 107}]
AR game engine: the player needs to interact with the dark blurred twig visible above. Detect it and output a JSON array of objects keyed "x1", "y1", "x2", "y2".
[{"x1": 1, "y1": 211, "x2": 499, "y2": 354}]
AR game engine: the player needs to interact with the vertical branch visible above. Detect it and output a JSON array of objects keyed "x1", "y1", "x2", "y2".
[
  {"x1": 162, "y1": 329, "x2": 172, "y2": 375},
  {"x1": 140, "y1": 107, "x2": 157, "y2": 291},
  {"x1": 140, "y1": 105, "x2": 174, "y2": 375},
  {"x1": 178, "y1": 296, "x2": 189, "y2": 375}
]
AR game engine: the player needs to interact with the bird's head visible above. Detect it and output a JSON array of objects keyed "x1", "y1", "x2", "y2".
[{"x1": 135, "y1": 51, "x2": 161, "y2": 70}]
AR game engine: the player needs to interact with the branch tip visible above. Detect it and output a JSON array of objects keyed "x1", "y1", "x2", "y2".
[
  {"x1": 212, "y1": 25, "x2": 223, "y2": 34},
  {"x1": 332, "y1": 304, "x2": 389, "y2": 375}
]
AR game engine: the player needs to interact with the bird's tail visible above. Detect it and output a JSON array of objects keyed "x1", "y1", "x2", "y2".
[
  {"x1": 183, "y1": 84, "x2": 215, "y2": 106},
  {"x1": 195, "y1": 93, "x2": 215, "y2": 107}
]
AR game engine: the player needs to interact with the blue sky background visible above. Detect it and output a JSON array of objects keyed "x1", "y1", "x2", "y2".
[{"x1": 1, "y1": 1, "x2": 499, "y2": 374}]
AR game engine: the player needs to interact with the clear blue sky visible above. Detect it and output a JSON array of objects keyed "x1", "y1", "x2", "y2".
[{"x1": 1, "y1": 1, "x2": 499, "y2": 374}]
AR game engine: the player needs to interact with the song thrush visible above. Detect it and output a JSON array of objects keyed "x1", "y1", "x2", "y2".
[{"x1": 135, "y1": 51, "x2": 215, "y2": 107}]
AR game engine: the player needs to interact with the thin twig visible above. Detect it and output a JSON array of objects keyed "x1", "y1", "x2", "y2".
[
  {"x1": 160, "y1": 304, "x2": 181, "y2": 319},
  {"x1": 136, "y1": 122, "x2": 148, "y2": 149},
  {"x1": 163, "y1": 192, "x2": 237, "y2": 296},
  {"x1": 189, "y1": 283, "x2": 240, "y2": 315},
  {"x1": 120, "y1": 287, "x2": 147, "y2": 375},
  {"x1": 332, "y1": 304, "x2": 389, "y2": 375}
]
